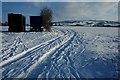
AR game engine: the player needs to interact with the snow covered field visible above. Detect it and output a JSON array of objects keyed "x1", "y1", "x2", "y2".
[{"x1": 0, "y1": 26, "x2": 119, "y2": 79}]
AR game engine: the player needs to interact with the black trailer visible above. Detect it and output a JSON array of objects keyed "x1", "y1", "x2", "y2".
[
  {"x1": 8, "y1": 13, "x2": 26, "y2": 32},
  {"x1": 30, "y1": 16, "x2": 43, "y2": 32}
]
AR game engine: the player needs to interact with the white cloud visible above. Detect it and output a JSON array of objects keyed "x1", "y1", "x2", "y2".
[{"x1": 54, "y1": 2, "x2": 118, "y2": 21}]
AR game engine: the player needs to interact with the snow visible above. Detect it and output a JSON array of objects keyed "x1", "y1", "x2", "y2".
[
  {"x1": 1, "y1": 26, "x2": 119, "y2": 79},
  {"x1": 0, "y1": 35, "x2": 64, "y2": 67},
  {"x1": 53, "y1": 20, "x2": 120, "y2": 27}
]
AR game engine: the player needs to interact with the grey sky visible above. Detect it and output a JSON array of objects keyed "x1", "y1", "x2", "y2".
[{"x1": 1, "y1": 1, "x2": 119, "y2": 23}]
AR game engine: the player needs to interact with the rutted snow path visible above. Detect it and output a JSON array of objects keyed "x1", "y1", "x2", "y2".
[
  {"x1": 1, "y1": 28, "x2": 76, "y2": 79},
  {"x1": 0, "y1": 34, "x2": 64, "y2": 67},
  {"x1": 1, "y1": 27, "x2": 119, "y2": 79}
]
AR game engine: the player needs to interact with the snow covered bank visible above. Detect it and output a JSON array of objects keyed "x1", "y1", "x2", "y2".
[{"x1": 1, "y1": 26, "x2": 119, "y2": 79}]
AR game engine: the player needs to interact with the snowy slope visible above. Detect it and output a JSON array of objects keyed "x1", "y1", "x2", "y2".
[
  {"x1": 1, "y1": 26, "x2": 119, "y2": 79},
  {"x1": 52, "y1": 20, "x2": 120, "y2": 27}
]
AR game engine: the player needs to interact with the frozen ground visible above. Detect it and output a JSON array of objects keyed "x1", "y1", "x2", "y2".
[{"x1": 0, "y1": 26, "x2": 120, "y2": 79}]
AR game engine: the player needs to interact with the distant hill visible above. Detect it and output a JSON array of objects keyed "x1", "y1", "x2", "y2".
[{"x1": 52, "y1": 20, "x2": 120, "y2": 27}]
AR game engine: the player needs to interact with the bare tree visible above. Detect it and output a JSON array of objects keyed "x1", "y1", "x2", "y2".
[{"x1": 40, "y1": 7, "x2": 52, "y2": 32}]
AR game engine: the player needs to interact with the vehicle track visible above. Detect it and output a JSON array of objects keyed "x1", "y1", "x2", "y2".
[
  {"x1": 1, "y1": 32, "x2": 58, "y2": 61},
  {"x1": 24, "y1": 31, "x2": 76, "y2": 78},
  {"x1": 2, "y1": 28, "x2": 101, "y2": 79},
  {"x1": 24, "y1": 31, "x2": 86, "y2": 78},
  {"x1": 1, "y1": 27, "x2": 119, "y2": 79},
  {"x1": 2, "y1": 29, "x2": 74, "y2": 79}
]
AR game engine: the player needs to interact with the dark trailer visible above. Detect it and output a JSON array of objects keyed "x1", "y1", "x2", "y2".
[
  {"x1": 8, "y1": 13, "x2": 26, "y2": 32},
  {"x1": 30, "y1": 16, "x2": 43, "y2": 32}
]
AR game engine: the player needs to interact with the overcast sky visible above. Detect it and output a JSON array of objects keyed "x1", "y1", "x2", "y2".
[{"x1": 1, "y1": 0, "x2": 119, "y2": 24}]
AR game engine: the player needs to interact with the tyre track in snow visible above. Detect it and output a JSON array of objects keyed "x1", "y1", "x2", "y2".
[
  {"x1": 24, "y1": 31, "x2": 81, "y2": 78},
  {"x1": 1, "y1": 32, "x2": 58, "y2": 61},
  {"x1": 48, "y1": 32, "x2": 79, "y2": 78},
  {"x1": 1, "y1": 34, "x2": 23, "y2": 60},
  {"x1": 46, "y1": 32, "x2": 85, "y2": 78},
  {"x1": 23, "y1": 31, "x2": 75, "y2": 78},
  {"x1": 2, "y1": 35, "x2": 66, "y2": 79},
  {"x1": 1, "y1": 35, "x2": 62, "y2": 67},
  {"x1": 2, "y1": 29, "x2": 101, "y2": 79},
  {"x1": 2, "y1": 29, "x2": 72, "y2": 79},
  {"x1": 1, "y1": 33, "x2": 25, "y2": 51},
  {"x1": 2, "y1": 27, "x2": 119, "y2": 79},
  {"x1": 2, "y1": 29, "x2": 85, "y2": 79},
  {"x1": 38, "y1": 31, "x2": 100, "y2": 78}
]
